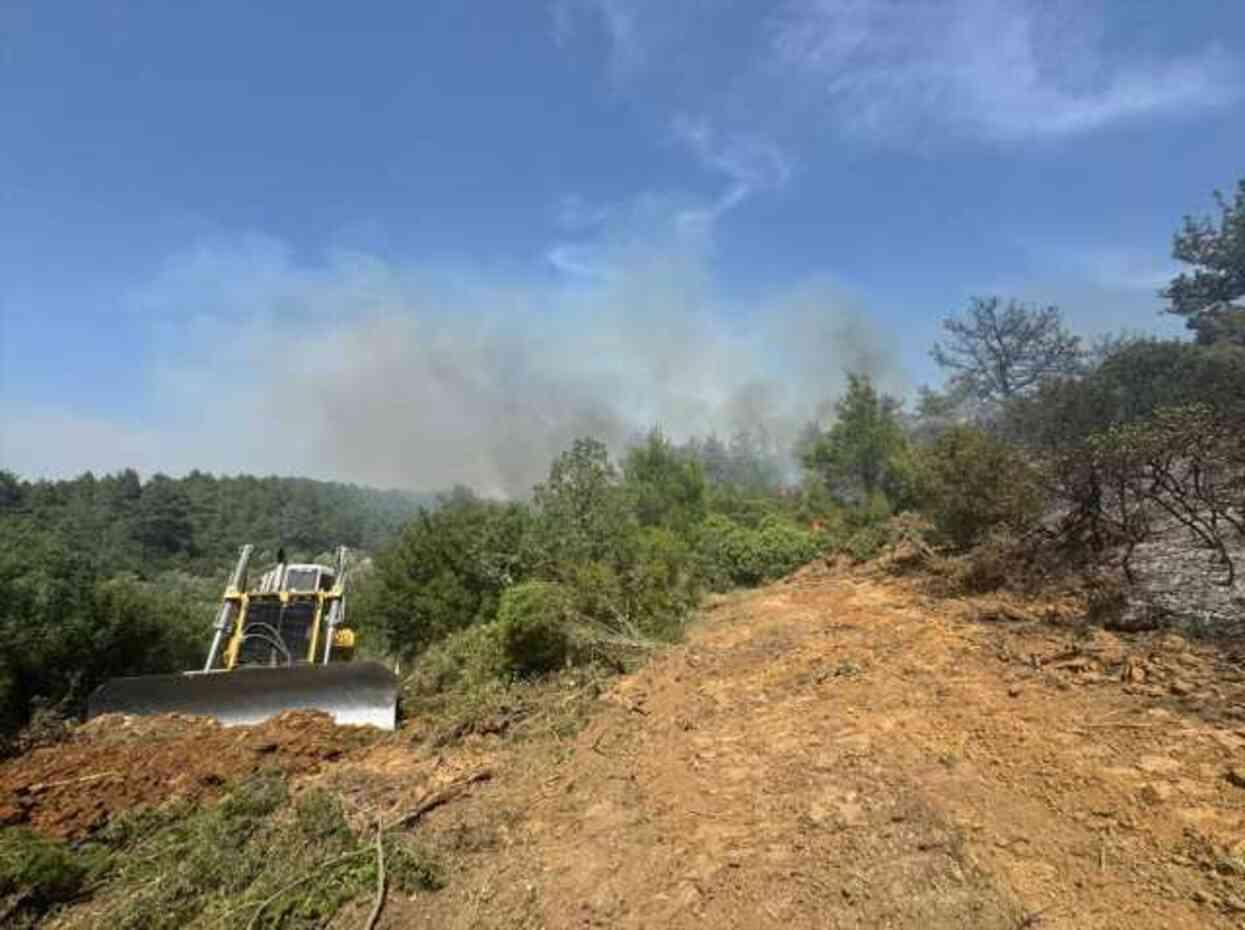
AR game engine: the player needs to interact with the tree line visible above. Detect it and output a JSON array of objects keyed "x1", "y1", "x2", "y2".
[{"x1": 0, "y1": 470, "x2": 432, "y2": 578}]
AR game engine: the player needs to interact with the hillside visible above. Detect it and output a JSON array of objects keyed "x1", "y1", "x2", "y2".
[{"x1": 5, "y1": 562, "x2": 1245, "y2": 929}]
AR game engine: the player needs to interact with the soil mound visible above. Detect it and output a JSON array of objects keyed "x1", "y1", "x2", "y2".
[{"x1": 0, "y1": 710, "x2": 379, "y2": 838}]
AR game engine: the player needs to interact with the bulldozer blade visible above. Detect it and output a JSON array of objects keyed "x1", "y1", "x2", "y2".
[{"x1": 87, "y1": 661, "x2": 398, "y2": 730}]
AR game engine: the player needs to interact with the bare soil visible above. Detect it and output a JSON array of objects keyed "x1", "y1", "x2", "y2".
[
  {"x1": 0, "y1": 710, "x2": 379, "y2": 838},
  {"x1": 8, "y1": 562, "x2": 1245, "y2": 928}
]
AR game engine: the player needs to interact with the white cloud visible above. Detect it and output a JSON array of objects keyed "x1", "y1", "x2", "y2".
[{"x1": 769, "y1": 0, "x2": 1240, "y2": 141}]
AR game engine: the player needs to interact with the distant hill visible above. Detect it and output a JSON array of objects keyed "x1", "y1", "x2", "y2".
[{"x1": 0, "y1": 469, "x2": 435, "y2": 578}]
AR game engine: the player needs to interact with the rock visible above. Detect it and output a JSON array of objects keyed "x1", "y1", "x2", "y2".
[
  {"x1": 1156, "y1": 633, "x2": 1188, "y2": 653},
  {"x1": 1008, "y1": 685, "x2": 1022, "y2": 698},
  {"x1": 1085, "y1": 630, "x2": 1127, "y2": 666},
  {"x1": 1223, "y1": 894, "x2": 1245, "y2": 913},
  {"x1": 1226, "y1": 766, "x2": 1245, "y2": 789},
  {"x1": 1137, "y1": 755, "x2": 1182, "y2": 775},
  {"x1": 1139, "y1": 783, "x2": 1173, "y2": 805},
  {"x1": 1169, "y1": 679, "x2": 1195, "y2": 697},
  {"x1": 1121, "y1": 656, "x2": 1147, "y2": 683}
]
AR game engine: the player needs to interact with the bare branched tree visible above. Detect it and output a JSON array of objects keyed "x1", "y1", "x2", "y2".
[{"x1": 931, "y1": 296, "x2": 1084, "y2": 404}]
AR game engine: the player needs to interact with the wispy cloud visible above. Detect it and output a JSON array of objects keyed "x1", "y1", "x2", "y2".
[
  {"x1": 552, "y1": 0, "x2": 646, "y2": 79},
  {"x1": 770, "y1": 0, "x2": 1240, "y2": 142},
  {"x1": 671, "y1": 116, "x2": 793, "y2": 224},
  {"x1": 545, "y1": 243, "x2": 613, "y2": 280},
  {"x1": 1019, "y1": 241, "x2": 1179, "y2": 299}
]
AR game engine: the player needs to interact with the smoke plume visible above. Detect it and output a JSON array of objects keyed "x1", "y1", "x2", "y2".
[{"x1": 6, "y1": 207, "x2": 903, "y2": 495}]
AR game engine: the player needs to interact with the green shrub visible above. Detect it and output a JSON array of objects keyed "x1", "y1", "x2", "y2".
[
  {"x1": 617, "y1": 528, "x2": 700, "y2": 638},
  {"x1": 357, "y1": 491, "x2": 534, "y2": 661},
  {"x1": 916, "y1": 425, "x2": 1045, "y2": 550},
  {"x1": 695, "y1": 515, "x2": 822, "y2": 589},
  {"x1": 754, "y1": 518, "x2": 823, "y2": 578},
  {"x1": 407, "y1": 582, "x2": 574, "y2": 695},
  {"x1": 0, "y1": 828, "x2": 103, "y2": 906},
  {"x1": 843, "y1": 524, "x2": 889, "y2": 562},
  {"x1": 556, "y1": 529, "x2": 699, "y2": 642},
  {"x1": 844, "y1": 490, "x2": 893, "y2": 530},
  {"x1": 406, "y1": 623, "x2": 508, "y2": 696},
  {"x1": 494, "y1": 582, "x2": 573, "y2": 676}
]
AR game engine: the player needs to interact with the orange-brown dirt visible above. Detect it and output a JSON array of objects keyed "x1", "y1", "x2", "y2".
[
  {"x1": 0, "y1": 710, "x2": 379, "y2": 838},
  {"x1": 8, "y1": 564, "x2": 1245, "y2": 929}
]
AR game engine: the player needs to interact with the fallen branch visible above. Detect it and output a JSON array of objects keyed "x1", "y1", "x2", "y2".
[
  {"x1": 363, "y1": 817, "x2": 386, "y2": 930},
  {"x1": 384, "y1": 769, "x2": 493, "y2": 832}
]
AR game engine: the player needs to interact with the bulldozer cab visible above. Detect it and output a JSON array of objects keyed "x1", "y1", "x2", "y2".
[
  {"x1": 225, "y1": 559, "x2": 348, "y2": 670},
  {"x1": 260, "y1": 563, "x2": 334, "y2": 594}
]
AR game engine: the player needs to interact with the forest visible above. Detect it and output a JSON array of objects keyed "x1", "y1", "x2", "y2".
[{"x1": 1, "y1": 177, "x2": 1242, "y2": 744}]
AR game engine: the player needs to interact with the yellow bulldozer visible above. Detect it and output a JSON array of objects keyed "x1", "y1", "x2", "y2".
[{"x1": 87, "y1": 545, "x2": 398, "y2": 729}]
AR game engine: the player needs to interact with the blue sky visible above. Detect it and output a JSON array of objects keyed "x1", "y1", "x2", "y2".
[{"x1": 2, "y1": 0, "x2": 1243, "y2": 492}]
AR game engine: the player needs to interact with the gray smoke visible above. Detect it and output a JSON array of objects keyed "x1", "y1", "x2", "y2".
[{"x1": 3, "y1": 212, "x2": 904, "y2": 494}]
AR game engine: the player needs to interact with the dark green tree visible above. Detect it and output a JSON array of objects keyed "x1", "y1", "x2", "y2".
[
  {"x1": 135, "y1": 475, "x2": 195, "y2": 560},
  {"x1": 1006, "y1": 337, "x2": 1245, "y2": 450},
  {"x1": 1164, "y1": 178, "x2": 1245, "y2": 346},
  {"x1": 357, "y1": 489, "x2": 533, "y2": 659},
  {"x1": 532, "y1": 438, "x2": 630, "y2": 569},
  {"x1": 802, "y1": 373, "x2": 911, "y2": 504},
  {"x1": 622, "y1": 429, "x2": 707, "y2": 535}
]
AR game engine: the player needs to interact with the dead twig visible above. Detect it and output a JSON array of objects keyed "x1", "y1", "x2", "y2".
[
  {"x1": 363, "y1": 816, "x2": 386, "y2": 930},
  {"x1": 26, "y1": 771, "x2": 121, "y2": 793},
  {"x1": 1036, "y1": 648, "x2": 1082, "y2": 668},
  {"x1": 1079, "y1": 722, "x2": 1157, "y2": 730}
]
